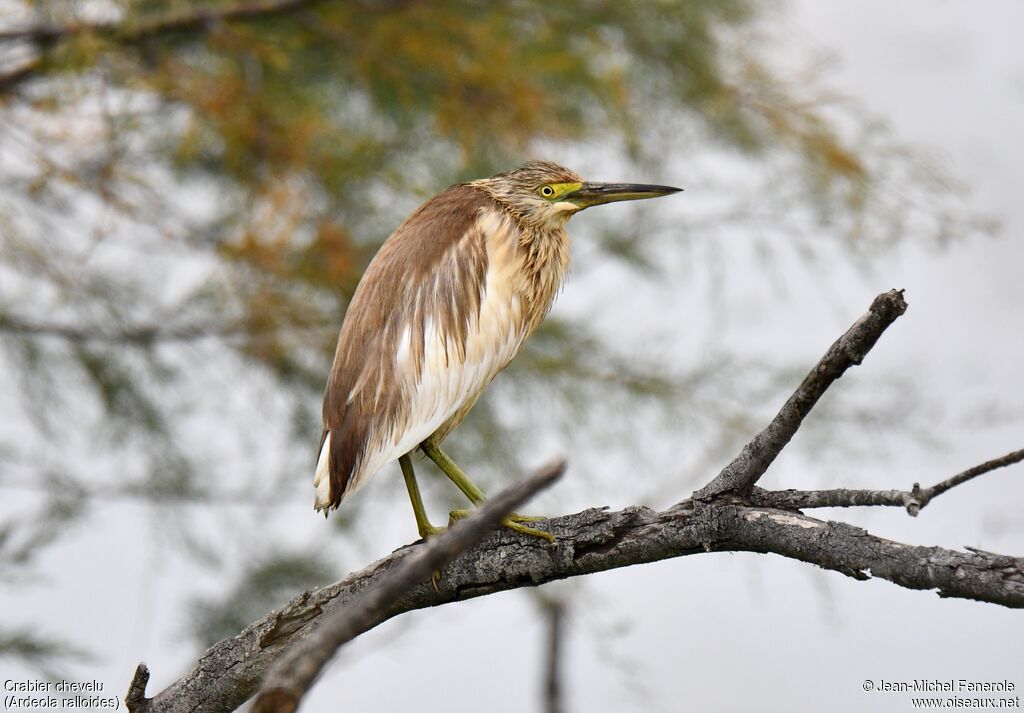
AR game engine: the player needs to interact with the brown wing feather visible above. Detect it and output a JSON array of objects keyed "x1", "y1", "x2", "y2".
[{"x1": 320, "y1": 183, "x2": 492, "y2": 508}]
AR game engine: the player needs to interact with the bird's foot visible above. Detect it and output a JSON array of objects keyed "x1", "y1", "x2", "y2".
[
  {"x1": 502, "y1": 517, "x2": 556, "y2": 543},
  {"x1": 417, "y1": 522, "x2": 447, "y2": 540},
  {"x1": 448, "y1": 509, "x2": 555, "y2": 543},
  {"x1": 411, "y1": 521, "x2": 447, "y2": 591},
  {"x1": 448, "y1": 508, "x2": 473, "y2": 522},
  {"x1": 413, "y1": 524, "x2": 447, "y2": 592},
  {"x1": 508, "y1": 512, "x2": 546, "y2": 523}
]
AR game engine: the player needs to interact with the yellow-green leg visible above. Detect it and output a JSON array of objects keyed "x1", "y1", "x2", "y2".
[
  {"x1": 420, "y1": 438, "x2": 554, "y2": 543},
  {"x1": 400, "y1": 453, "x2": 445, "y2": 540}
]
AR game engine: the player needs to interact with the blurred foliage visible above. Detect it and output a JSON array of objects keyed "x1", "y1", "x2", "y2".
[
  {"x1": 188, "y1": 551, "x2": 333, "y2": 647},
  {"x1": 0, "y1": 0, "x2": 993, "y2": 674},
  {"x1": 0, "y1": 628, "x2": 90, "y2": 679}
]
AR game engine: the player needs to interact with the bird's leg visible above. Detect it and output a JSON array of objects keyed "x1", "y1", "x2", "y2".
[
  {"x1": 419, "y1": 438, "x2": 486, "y2": 504},
  {"x1": 399, "y1": 454, "x2": 445, "y2": 540},
  {"x1": 420, "y1": 438, "x2": 555, "y2": 543}
]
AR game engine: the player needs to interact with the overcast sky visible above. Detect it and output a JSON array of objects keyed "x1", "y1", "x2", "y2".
[{"x1": 4, "y1": 2, "x2": 1023, "y2": 712}]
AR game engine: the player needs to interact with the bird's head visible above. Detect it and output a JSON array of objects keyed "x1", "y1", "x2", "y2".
[{"x1": 476, "y1": 160, "x2": 681, "y2": 229}]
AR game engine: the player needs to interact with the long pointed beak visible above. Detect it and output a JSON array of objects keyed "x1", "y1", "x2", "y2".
[{"x1": 563, "y1": 182, "x2": 682, "y2": 210}]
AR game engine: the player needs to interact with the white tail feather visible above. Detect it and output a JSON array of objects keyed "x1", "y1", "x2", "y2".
[{"x1": 313, "y1": 433, "x2": 333, "y2": 512}]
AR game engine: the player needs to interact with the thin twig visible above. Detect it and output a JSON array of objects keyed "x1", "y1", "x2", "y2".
[
  {"x1": 0, "y1": 0, "x2": 318, "y2": 44},
  {"x1": 750, "y1": 448, "x2": 1024, "y2": 515},
  {"x1": 924, "y1": 448, "x2": 1024, "y2": 504},
  {"x1": 0, "y1": 0, "x2": 320, "y2": 95},
  {"x1": 249, "y1": 459, "x2": 565, "y2": 713},
  {"x1": 694, "y1": 289, "x2": 908, "y2": 501},
  {"x1": 0, "y1": 315, "x2": 246, "y2": 344},
  {"x1": 749, "y1": 486, "x2": 917, "y2": 511}
]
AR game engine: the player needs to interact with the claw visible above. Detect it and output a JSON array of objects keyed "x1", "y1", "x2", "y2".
[
  {"x1": 501, "y1": 516, "x2": 556, "y2": 543},
  {"x1": 448, "y1": 508, "x2": 473, "y2": 524},
  {"x1": 450, "y1": 508, "x2": 554, "y2": 542},
  {"x1": 508, "y1": 512, "x2": 546, "y2": 523},
  {"x1": 418, "y1": 525, "x2": 446, "y2": 591}
]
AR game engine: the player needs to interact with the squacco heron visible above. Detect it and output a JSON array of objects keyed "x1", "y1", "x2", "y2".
[{"x1": 314, "y1": 161, "x2": 680, "y2": 541}]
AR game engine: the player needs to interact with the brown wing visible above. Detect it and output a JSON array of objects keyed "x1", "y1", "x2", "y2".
[{"x1": 318, "y1": 183, "x2": 492, "y2": 509}]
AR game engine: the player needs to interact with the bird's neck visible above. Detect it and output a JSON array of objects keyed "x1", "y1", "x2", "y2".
[
  {"x1": 476, "y1": 193, "x2": 571, "y2": 334},
  {"x1": 510, "y1": 219, "x2": 571, "y2": 334}
]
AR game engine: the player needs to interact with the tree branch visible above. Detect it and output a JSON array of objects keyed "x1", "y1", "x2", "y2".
[
  {"x1": 248, "y1": 459, "x2": 565, "y2": 713},
  {"x1": 130, "y1": 498, "x2": 1024, "y2": 713},
  {"x1": 749, "y1": 448, "x2": 1024, "y2": 514},
  {"x1": 693, "y1": 288, "x2": 908, "y2": 501},
  {"x1": 119, "y1": 289, "x2": 1024, "y2": 713}
]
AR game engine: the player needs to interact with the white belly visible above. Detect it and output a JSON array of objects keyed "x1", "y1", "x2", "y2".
[{"x1": 344, "y1": 269, "x2": 526, "y2": 495}]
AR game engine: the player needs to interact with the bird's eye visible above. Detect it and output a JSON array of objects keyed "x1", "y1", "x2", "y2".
[{"x1": 539, "y1": 185, "x2": 555, "y2": 198}]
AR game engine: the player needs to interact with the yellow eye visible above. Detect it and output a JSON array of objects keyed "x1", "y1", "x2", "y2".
[{"x1": 539, "y1": 185, "x2": 555, "y2": 198}]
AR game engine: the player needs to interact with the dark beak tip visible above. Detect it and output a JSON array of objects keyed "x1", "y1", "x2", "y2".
[
  {"x1": 650, "y1": 186, "x2": 683, "y2": 198},
  {"x1": 642, "y1": 184, "x2": 683, "y2": 196}
]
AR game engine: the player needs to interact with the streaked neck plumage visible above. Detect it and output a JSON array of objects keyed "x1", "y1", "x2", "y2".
[{"x1": 471, "y1": 184, "x2": 573, "y2": 335}]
